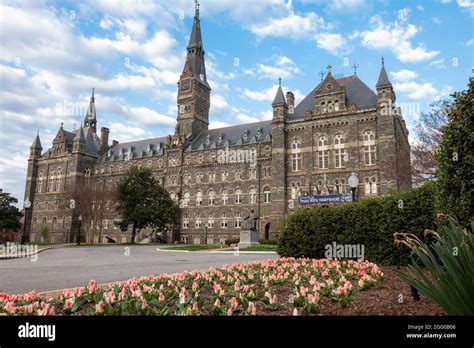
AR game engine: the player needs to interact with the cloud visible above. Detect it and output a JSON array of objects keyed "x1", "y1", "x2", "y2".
[
  {"x1": 391, "y1": 69, "x2": 418, "y2": 82},
  {"x1": 316, "y1": 33, "x2": 350, "y2": 55},
  {"x1": 355, "y1": 15, "x2": 439, "y2": 63},
  {"x1": 328, "y1": 0, "x2": 367, "y2": 11},
  {"x1": 236, "y1": 113, "x2": 260, "y2": 123},
  {"x1": 212, "y1": 94, "x2": 230, "y2": 111},
  {"x1": 249, "y1": 12, "x2": 330, "y2": 39},
  {"x1": 245, "y1": 55, "x2": 301, "y2": 80},
  {"x1": 209, "y1": 121, "x2": 231, "y2": 129},
  {"x1": 394, "y1": 81, "x2": 452, "y2": 100}
]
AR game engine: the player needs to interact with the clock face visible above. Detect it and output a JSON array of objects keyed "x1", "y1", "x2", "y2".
[{"x1": 180, "y1": 79, "x2": 190, "y2": 91}]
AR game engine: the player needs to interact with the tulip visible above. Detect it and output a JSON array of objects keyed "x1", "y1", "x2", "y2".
[{"x1": 95, "y1": 301, "x2": 105, "y2": 313}]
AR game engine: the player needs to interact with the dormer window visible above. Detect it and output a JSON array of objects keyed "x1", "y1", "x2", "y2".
[
  {"x1": 327, "y1": 84, "x2": 332, "y2": 90},
  {"x1": 205, "y1": 134, "x2": 211, "y2": 145},
  {"x1": 243, "y1": 130, "x2": 249, "y2": 139},
  {"x1": 147, "y1": 144, "x2": 153, "y2": 152},
  {"x1": 256, "y1": 127, "x2": 262, "y2": 137}
]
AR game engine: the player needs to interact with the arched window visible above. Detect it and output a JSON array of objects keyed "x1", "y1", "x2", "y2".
[
  {"x1": 195, "y1": 213, "x2": 202, "y2": 228},
  {"x1": 55, "y1": 169, "x2": 61, "y2": 191},
  {"x1": 334, "y1": 134, "x2": 345, "y2": 168},
  {"x1": 221, "y1": 189, "x2": 228, "y2": 205},
  {"x1": 363, "y1": 130, "x2": 376, "y2": 166},
  {"x1": 318, "y1": 136, "x2": 329, "y2": 169},
  {"x1": 37, "y1": 172, "x2": 43, "y2": 193},
  {"x1": 208, "y1": 190, "x2": 215, "y2": 205},
  {"x1": 263, "y1": 187, "x2": 271, "y2": 203},
  {"x1": 196, "y1": 191, "x2": 202, "y2": 206},
  {"x1": 364, "y1": 177, "x2": 378, "y2": 196},
  {"x1": 207, "y1": 213, "x2": 214, "y2": 228},
  {"x1": 334, "y1": 179, "x2": 346, "y2": 194},
  {"x1": 328, "y1": 102, "x2": 333, "y2": 112},
  {"x1": 221, "y1": 212, "x2": 228, "y2": 228},
  {"x1": 235, "y1": 189, "x2": 242, "y2": 204},
  {"x1": 183, "y1": 192, "x2": 190, "y2": 207},
  {"x1": 291, "y1": 139, "x2": 302, "y2": 172},
  {"x1": 250, "y1": 187, "x2": 257, "y2": 204},
  {"x1": 49, "y1": 170, "x2": 55, "y2": 192},
  {"x1": 182, "y1": 213, "x2": 189, "y2": 229},
  {"x1": 334, "y1": 100, "x2": 340, "y2": 111},
  {"x1": 235, "y1": 212, "x2": 242, "y2": 228},
  {"x1": 321, "y1": 102, "x2": 326, "y2": 113}
]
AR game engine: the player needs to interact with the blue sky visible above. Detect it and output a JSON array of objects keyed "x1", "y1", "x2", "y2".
[{"x1": 0, "y1": 0, "x2": 473, "y2": 206}]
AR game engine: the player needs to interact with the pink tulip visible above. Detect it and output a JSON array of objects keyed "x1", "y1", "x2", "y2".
[
  {"x1": 159, "y1": 292, "x2": 165, "y2": 302},
  {"x1": 214, "y1": 299, "x2": 221, "y2": 307},
  {"x1": 95, "y1": 301, "x2": 105, "y2": 313}
]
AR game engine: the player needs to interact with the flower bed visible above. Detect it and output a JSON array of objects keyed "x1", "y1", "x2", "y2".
[{"x1": 0, "y1": 257, "x2": 384, "y2": 316}]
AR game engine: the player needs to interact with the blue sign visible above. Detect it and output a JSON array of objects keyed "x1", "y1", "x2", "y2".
[{"x1": 298, "y1": 194, "x2": 352, "y2": 205}]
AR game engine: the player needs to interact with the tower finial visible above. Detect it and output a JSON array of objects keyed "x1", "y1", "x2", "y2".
[
  {"x1": 327, "y1": 64, "x2": 332, "y2": 74},
  {"x1": 195, "y1": 0, "x2": 200, "y2": 19},
  {"x1": 319, "y1": 69, "x2": 324, "y2": 81},
  {"x1": 278, "y1": 77, "x2": 282, "y2": 87},
  {"x1": 352, "y1": 62, "x2": 359, "y2": 75},
  {"x1": 381, "y1": 57, "x2": 384, "y2": 66},
  {"x1": 37, "y1": 129, "x2": 39, "y2": 136}
]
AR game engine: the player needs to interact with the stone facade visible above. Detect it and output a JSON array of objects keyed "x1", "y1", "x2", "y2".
[{"x1": 23, "y1": 6, "x2": 412, "y2": 244}]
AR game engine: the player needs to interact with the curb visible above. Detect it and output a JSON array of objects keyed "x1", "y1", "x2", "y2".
[{"x1": 0, "y1": 247, "x2": 52, "y2": 260}]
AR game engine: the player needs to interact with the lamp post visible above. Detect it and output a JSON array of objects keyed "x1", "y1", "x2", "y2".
[
  {"x1": 21, "y1": 198, "x2": 31, "y2": 244},
  {"x1": 348, "y1": 173, "x2": 359, "y2": 203},
  {"x1": 77, "y1": 215, "x2": 82, "y2": 246}
]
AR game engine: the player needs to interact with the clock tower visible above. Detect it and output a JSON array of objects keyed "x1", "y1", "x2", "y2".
[{"x1": 176, "y1": 0, "x2": 210, "y2": 141}]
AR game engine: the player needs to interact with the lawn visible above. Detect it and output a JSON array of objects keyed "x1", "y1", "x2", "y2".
[
  {"x1": 0, "y1": 257, "x2": 443, "y2": 316},
  {"x1": 240, "y1": 245, "x2": 277, "y2": 252}
]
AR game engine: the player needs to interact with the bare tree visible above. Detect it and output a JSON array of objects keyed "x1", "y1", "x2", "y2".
[
  {"x1": 411, "y1": 100, "x2": 448, "y2": 186},
  {"x1": 64, "y1": 178, "x2": 117, "y2": 243}
]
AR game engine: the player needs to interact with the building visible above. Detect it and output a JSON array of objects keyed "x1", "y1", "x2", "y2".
[{"x1": 23, "y1": 3, "x2": 411, "y2": 244}]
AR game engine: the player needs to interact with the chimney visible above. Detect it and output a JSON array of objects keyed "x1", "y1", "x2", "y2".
[
  {"x1": 112, "y1": 140, "x2": 119, "y2": 146},
  {"x1": 100, "y1": 127, "x2": 109, "y2": 154},
  {"x1": 286, "y1": 91, "x2": 295, "y2": 113}
]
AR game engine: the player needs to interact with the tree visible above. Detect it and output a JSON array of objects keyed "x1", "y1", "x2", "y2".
[
  {"x1": 64, "y1": 178, "x2": 117, "y2": 244},
  {"x1": 436, "y1": 78, "x2": 474, "y2": 225},
  {"x1": 116, "y1": 166, "x2": 180, "y2": 244},
  {"x1": 411, "y1": 100, "x2": 448, "y2": 186},
  {"x1": 0, "y1": 190, "x2": 22, "y2": 231}
]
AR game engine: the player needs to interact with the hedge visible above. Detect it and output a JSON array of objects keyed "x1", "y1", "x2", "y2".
[{"x1": 277, "y1": 182, "x2": 437, "y2": 265}]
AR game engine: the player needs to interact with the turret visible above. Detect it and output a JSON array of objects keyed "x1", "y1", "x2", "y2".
[
  {"x1": 29, "y1": 131, "x2": 42, "y2": 159},
  {"x1": 84, "y1": 88, "x2": 97, "y2": 133},
  {"x1": 272, "y1": 78, "x2": 287, "y2": 124},
  {"x1": 73, "y1": 126, "x2": 86, "y2": 153},
  {"x1": 376, "y1": 58, "x2": 396, "y2": 108}
]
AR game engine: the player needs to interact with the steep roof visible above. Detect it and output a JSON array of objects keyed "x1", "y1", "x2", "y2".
[
  {"x1": 30, "y1": 134, "x2": 42, "y2": 150},
  {"x1": 98, "y1": 136, "x2": 169, "y2": 162},
  {"x1": 291, "y1": 75, "x2": 377, "y2": 120},
  {"x1": 272, "y1": 85, "x2": 286, "y2": 106},
  {"x1": 376, "y1": 65, "x2": 391, "y2": 87},
  {"x1": 187, "y1": 120, "x2": 272, "y2": 151}
]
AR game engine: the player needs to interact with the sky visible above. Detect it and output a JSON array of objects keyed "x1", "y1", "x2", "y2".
[{"x1": 0, "y1": 0, "x2": 473, "y2": 207}]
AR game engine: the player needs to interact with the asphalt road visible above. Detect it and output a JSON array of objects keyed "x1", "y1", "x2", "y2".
[{"x1": 0, "y1": 246, "x2": 278, "y2": 294}]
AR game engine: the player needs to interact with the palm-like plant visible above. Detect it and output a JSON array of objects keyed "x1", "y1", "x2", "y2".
[{"x1": 394, "y1": 215, "x2": 474, "y2": 315}]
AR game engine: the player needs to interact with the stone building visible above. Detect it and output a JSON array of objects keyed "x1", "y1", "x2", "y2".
[{"x1": 23, "y1": 4, "x2": 411, "y2": 244}]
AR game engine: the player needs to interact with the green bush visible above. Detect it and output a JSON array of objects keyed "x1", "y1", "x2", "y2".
[
  {"x1": 225, "y1": 237, "x2": 239, "y2": 246},
  {"x1": 258, "y1": 239, "x2": 278, "y2": 245},
  {"x1": 397, "y1": 217, "x2": 474, "y2": 315},
  {"x1": 277, "y1": 183, "x2": 437, "y2": 265}
]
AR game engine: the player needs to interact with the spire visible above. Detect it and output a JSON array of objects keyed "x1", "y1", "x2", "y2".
[
  {"x1": 84, "y1": 88, "x2": 97, "y2": 133},
  {"x1": 30, "y1": 132, "x2": 42, "y2": 150},
  {"x1": 187, "y1": 0, "x2": 203, "y2": 52},
  {"x1": 376, "y1": 57, "x2": 391, "y2": 87},
  {"x1": 272, "y1": 79, "x2": 286, "y2": 106}
]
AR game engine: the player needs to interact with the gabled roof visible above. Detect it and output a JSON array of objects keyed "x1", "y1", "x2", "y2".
[{"x1": 291, "y1": 75, "x2": 377, "y2": 120}]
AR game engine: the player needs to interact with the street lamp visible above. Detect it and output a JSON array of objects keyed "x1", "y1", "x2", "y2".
[
  {"x1": 77, "y1": 215, "x2": 82, "y2": 246},
  {"x1": 348, "y1": 173, "x2": 359, "y2": 203},
  {"x1": 21, "y1": 198, "x2": 31, "y2": 244}
]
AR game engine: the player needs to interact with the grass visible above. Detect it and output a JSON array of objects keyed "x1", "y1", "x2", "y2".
[
  {"x1": 240, "y1": 245, "x2": 278, "y2": 252},
  {"x1": 162, "y1": 244, "x2": 225, "y2": 251}
]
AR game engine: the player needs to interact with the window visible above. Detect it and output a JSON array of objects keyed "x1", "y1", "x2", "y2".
[
  {"x1": 196, "y1": 191, "x2": 202, "y2": 206},
  {"x1": 52, "y1": 217, "x2": 57, "y2": 229},
  {"x1": 249, "y1": 168, "x2": 257, "y2": 180},
  {"x1": 235, "y1": 189, "x2": 242, "y2": 204},
  {"x1": 328, "y1": 102, "x2": 333, "y2": 113},
  {"x1": 290, "y1": 182, "x2": 301, "y2": 200},
  {"x1": 222, "y1": 171, "x2": 228, "y2": 182},
  {"x1": 235, "y1": 213, "x2": 242, "y2": 228},
  {"x1": 291, "y1": 139, "x2": 302, "y2": 172},
  {"x1": 250, "y1": 188, "x2": 257, "y2": 204},
  {"x1": 208, "y1": 190, "x2": 215, "y2": 205},
  {"x1": 334, "y1": 100, "x2": 340, "y2": 112},
  {"x1": 263, "y1": 187, "x2": 271, "y2": 203},
  {"x1": 196, "y1": 173, "x2": 203, "y2": 183},
  {"x1": 55, "y1": 169, "x2": 61, "y2": 191},
  {"x1": 221, "y1": 190, "x2": 228, "y2": 205},
  {"x1": 183, "y1": 192, "x2": 190, "y2": 207},
  {"x1": 37, "y1": 172, "x2": 43, "y2": 193},
  {"x1": 209, "y1": 172, "x2": 216, "y2": 183},
  {"x1": 321, "y1": 102, "x2": 326, "y2": 113},
  {"x1": 183, "y1": 174, "x2": 190, "y2": 185},
  {"x1": 334, "y1": 134, "x2": 345, "y2": 169},
  {"x1": 318, "y1": 136, "x2": 329, "y2": 169},
  {"x1": 221, "y1": 213, "x2": 227, "y2": 228},
  {"x1": 195, "y1": 214, "x2": 202, "y2": 228},
  {"x1": 364, "y1": 177, "x2": 377, "y2": 196},
  {"x1": 363, "y1": 131, "x2": 376, "y2": 166},
  {"x1": 182, "y1": 213, "x2": 189, "y2": 229},
  {"x1": 207, "y1": 213, "x2": 214, "y2": 228},
  {"x1": 49, "y1": 170, "x2": 55, "y2": 192}
]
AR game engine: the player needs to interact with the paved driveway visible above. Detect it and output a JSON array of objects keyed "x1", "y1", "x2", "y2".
[{"x1": 0, "y1": 246, "x2": 278, "y2": 294}]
